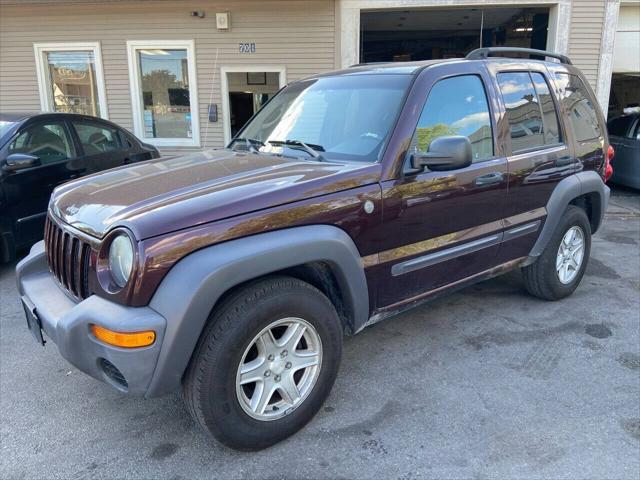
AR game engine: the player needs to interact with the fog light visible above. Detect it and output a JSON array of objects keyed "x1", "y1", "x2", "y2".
[{"x1": 91, "y1": 324, "x2": 155, "y2": 348}]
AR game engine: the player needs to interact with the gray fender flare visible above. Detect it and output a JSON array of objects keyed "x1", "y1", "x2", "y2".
[
  {"x1": 145, "y1": 225, "x2": 369, "y2": 397},
  {"x1": 526, "y1": 170, "x2": 610, "y2": 263}
]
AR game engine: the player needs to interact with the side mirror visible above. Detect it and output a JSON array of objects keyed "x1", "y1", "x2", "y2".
[
  {"x1": 410, "y1": 135, "x2": 473, "y2": 172},
  {"x1": 3, "y1": 153, "x2": 41, "y2": 172}
]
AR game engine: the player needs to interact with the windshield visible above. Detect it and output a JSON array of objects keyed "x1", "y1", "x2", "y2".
[{"x1": 234, "y1": 74, "x2": 412, "y2": 162}]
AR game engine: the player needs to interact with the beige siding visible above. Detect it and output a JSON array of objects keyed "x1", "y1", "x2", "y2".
[
  {"x1": 569, "y1": 0, "x2": 608, "y2": 89},
  {"x1": 0, "y1": 0, "x2": 336, "y2": 151}
]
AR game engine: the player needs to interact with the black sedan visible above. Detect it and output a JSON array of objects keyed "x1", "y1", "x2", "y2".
[
  {"x1": 607, "y1": 113, "x2": 640, "y2": 190},
  {"x1": 0, "y1": 112, "x2": 160, "y2": 262}
]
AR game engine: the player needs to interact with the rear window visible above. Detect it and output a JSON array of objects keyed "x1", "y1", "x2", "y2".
[{"x1": 555, "y1": 73, "x2": 602, "y2": 142}]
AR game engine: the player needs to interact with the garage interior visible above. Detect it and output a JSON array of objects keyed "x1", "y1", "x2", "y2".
[{"x1": 360, "y1": 7, "x2": 550, "y2": 63}]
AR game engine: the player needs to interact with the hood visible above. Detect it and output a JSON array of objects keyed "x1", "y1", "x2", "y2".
[{"x1": 50, "y1": 149, "x2": 380, "y2": 239}]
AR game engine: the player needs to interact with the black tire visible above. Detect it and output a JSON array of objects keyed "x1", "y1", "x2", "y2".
[
  {"x1": 182, "y1": 276, "x2": 343, "y2": 451},
  {"x1": 522, "y1": 205, "x2": 591, "y2": 300}
]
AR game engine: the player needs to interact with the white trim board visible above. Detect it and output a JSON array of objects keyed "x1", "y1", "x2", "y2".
[
  {"x1": 220, "y1": 65, "x2": 287, "y2": 146},
  {"x1": 126, "y1": 40, "x2": 201, "y2": 148},
  {"x1": 33, "y1": 42, "x2": 109, "y2": 119}
]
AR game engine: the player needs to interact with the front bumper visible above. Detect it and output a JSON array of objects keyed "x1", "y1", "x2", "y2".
[{"x1": 16, "y1": 241, "x2": 166, "y2": 397}]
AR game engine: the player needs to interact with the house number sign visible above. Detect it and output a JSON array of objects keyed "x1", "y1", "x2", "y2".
[{"x1": 239, "y1": 43, "x2": 256, "y2": 54}]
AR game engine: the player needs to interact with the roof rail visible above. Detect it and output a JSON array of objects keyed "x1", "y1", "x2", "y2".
[{"x1": 466, "y1": 47, "x2": 572, "y2": 65}]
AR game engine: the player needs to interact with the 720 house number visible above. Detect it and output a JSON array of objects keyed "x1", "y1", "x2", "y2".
[{"x1": 239, "y1": 43, "x2": 256, "y2": 54}]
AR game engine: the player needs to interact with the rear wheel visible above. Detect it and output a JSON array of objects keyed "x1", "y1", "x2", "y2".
[
  {"x1": 183, "y1": 276, "x2": 342, "y2": 451},
  {"x1": 522, "y1": 205, "x2": 591, "y2": 300}
]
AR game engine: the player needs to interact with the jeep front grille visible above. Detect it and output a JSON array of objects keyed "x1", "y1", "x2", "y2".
[{"x1": 44, "y1": 216, "x2": 92, "y2": 300}]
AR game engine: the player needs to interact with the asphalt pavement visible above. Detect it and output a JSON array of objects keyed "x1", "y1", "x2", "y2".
[{"x1": 1, "y1": 187, "x2": 639, "y2": 479}]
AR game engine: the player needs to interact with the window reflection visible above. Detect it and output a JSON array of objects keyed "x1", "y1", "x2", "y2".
[
  {"x1": 498, "y1": 72, "x2": 545, "y2": 152},
  {"x1": 412, "y1": 75, "x2": 494, "y2": 162},
  {"x1": 555, "y1": 73, "x2": 602, "y2": 142},
  {"x1": 46, "y1": 51, "x2": 100, "y2": 117},
  {"x1": 138, "y1": 49, "x2": 192, "y2": 139}
]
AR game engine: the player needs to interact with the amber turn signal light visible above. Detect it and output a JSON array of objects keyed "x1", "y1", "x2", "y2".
[{"x1": 91, "y1": 324, "x2": 155, "y2": 348}]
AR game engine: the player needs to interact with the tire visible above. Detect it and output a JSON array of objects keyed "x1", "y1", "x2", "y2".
[
  {"x1": 522, "y1": 205, "x2": 591, "y2": 301},
  {"x1": 182, "y1": 276, "x2": 343, "y2": 451}
]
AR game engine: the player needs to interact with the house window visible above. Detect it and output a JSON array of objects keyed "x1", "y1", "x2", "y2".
[
  {"x1": 34, "y1": 42, "x2": 107, "y2": 118},
  {"x1": 127, "y1": 40, "x2": 200, "y2": 147}
]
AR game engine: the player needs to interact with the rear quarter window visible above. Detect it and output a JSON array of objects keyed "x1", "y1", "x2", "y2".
[{"x1": 555, "y1": 73, "x2": 602, "y2": 142}]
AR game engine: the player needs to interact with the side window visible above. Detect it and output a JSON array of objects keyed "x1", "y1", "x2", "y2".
[
  {"x1": 497, "y1": 72, "x2": 545, "y2": 152},
  {"x1": 607, "y1": 116, "x2": 633, "y2": 137},
  {"x1": 530, "y1": 72, "x2": 561, "y2": 145},
  {"x1": 8, "y1": 122, "x2": 74, "y2": 165},
  {"x1": 411, "y1": 75, "x2": 493, "y2": 163},
  {"x1": 555, "y1": 73, "x2": 602, "y2": 142},
  {"x1": 74, "y1": 122, "x2": 122, "y2": 155}
]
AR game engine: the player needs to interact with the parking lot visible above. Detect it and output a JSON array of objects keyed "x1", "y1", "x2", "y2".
[{"x1": 1, "y1": 188, "x2": 638, "y2": 480}]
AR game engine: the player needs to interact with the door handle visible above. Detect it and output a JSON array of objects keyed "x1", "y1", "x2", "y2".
[
  {"x1": 475, "y1": 172, "x2": 504, "y2": 186},
  {"x1": 555, "y1": 156, "x2": 574, "y2": 167}
]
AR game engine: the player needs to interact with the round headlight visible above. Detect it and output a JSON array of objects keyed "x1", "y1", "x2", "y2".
[{"x1": 108, "y1": 234, "x2": 134, "y2": 288}]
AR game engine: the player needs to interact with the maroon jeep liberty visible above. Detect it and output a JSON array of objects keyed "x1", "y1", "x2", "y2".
[{"x1": 17, "y1": 48, "x2": 612, "y2": 450}]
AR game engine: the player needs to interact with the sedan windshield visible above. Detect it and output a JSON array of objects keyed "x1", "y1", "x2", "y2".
[{"x1": 234, "y1": 74, "x2": 412, "y2": 163}]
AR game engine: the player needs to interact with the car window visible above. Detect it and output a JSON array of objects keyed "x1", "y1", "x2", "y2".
[
  {"x1": 74, "y1": 122, "x2": 121, "y2": 155},
  {"x1": 238, "y1": 74, "x2": 412, "y2": 163},
  {"x1": 555, "y1": 73, "x2": 602, "y2": 142},
  {"x1": 634, "y1": 119, "x2": 640, "y2": 140},
  {"x1": 410, "y1": 75, "x2": 494, "y2": 163},
  {"x1": 8, "y1": 122, "x2": 74, "y2": 165},
  {"x1": 530, "y1": 72, "x2": 561, "y2": 145},
  {"x1": 497, "y1": 72, "x2": 546, "y2": 153},
  {"x1": 607, "y1": 116, "x2": 633, "y2": 137}
]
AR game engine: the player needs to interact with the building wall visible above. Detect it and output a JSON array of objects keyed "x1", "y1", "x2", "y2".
[
  {"x1": 568, "y1": 0, "x2": 608, "y2": 88},
  {"x1": 614, "y1": 1, "x2": 640, "y2": 73},
  {"x1": 0, "y1": 0, "x2": 336, "y2": 151}
]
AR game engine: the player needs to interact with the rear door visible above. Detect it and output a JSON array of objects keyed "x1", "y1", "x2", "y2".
[
  {"x1": 70, "y1": 119, "x2": 128, "y2": 173},
  {"x1": 487, "y1": 63, "x2": 572, "y2": 263},
  {"x1": 374, "y1": 63, "x2": 509, "y2": 308}
]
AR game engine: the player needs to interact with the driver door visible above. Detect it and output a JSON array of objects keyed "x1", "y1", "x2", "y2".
[
  {"x1": 376, "y1": 67, "x2": 509, "y2": 307},
  {"x1": 1, "y1": 120, "x2": 78, "y2": 246}
]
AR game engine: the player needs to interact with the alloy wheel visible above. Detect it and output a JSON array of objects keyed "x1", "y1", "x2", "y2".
[
  {"x1": 556, "y1": 225, "x2": 585, "y2": 284},
  {"x1": 235, "y1": 317, "x2": 323, "y2": 421}
]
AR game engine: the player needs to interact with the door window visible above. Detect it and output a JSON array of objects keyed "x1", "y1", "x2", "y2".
[
  {"x1": 410, "y1": 75, "x2": 494, "y2": 162},
  {"x1": 530, "y1": 72, "x2": 561, "y2": 145},
  {"x1": 74, "y1": 122, "x2": 121, "y2": 155},
  {"x1": 497, "y1": 72, "x2": 546, "y2": 152},
  {"x1": 555, "y1": 73, "x2": 602, "y2": 141},
  {"x1": 8, "y1": 123, "x2": 74, "y2": 165}
]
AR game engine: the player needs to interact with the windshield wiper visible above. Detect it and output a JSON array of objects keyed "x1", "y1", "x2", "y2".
[
  {"x1": 230, "y1": 137, "x2": 265, "y2": 153},
  {"x1": 267, "y1": 139, "x2": 326, "y2": 161}
]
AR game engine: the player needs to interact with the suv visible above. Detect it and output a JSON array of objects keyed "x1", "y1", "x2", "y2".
[{"x1": 17, "y1": 48, "x2": 612, "y2": 451}]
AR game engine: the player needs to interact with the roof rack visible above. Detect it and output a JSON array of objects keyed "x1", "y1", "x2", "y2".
[{"x1": 466, "y1": 47, "x2": 572, "y2": 65}]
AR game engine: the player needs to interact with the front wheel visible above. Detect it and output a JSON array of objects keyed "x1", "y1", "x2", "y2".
[
  {"x1": 182, "y1": 276, "x2": 343, "y2": 450},
  {"x1": 522, "y1": 205, "x2": 592, "y2": 300}
]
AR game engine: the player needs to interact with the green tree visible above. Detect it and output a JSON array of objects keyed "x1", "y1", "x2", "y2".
[{"x1": 415, "y1": 123, "x2": 459, "y2": 152}]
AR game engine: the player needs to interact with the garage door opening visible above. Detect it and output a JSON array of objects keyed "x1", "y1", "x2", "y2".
[{"x1": 360, "y1": 7, "x2": 550, "y2": 63}]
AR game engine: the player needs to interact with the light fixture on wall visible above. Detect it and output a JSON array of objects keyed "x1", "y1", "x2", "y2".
[
  {"x1": 216, "y1": 12, "x2": 231, "y2": 30},
  {"x1": 512, "y1": 13, "x2": 533, "y2": 33},
  {"x1": 191, "y1": 11, "x2": 205, "y2": 19}
]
